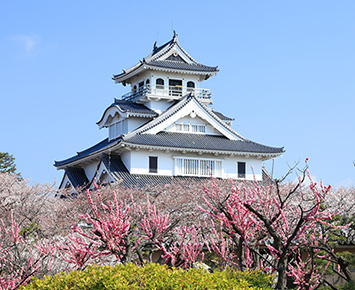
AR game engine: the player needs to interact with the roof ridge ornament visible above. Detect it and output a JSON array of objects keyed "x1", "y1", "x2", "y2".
[
  {"x1": 153, "y1": 41, "x2": 157, "y2": 51},
  {"x1": 172, "y1": 30, "x2": 178, "y2": 43}
]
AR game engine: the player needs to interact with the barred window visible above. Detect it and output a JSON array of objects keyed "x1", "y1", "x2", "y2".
[
  {"x1": 174, "y1": 157, "x2": 223, "y2": 177},
  {"x1": 109, "y1": 120, "x2": 128, "y2": 140}
]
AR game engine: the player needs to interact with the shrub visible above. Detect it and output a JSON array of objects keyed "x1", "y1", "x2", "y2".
[{"x1": 22, "y1": 263, "x2": 274, "y2": 290}]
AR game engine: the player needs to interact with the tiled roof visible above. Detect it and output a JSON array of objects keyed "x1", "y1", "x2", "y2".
[
  {"x1": 102, "y1": 154, "x2": 207, "y2": 188},
  {"x1": 65, "y1": 167, "x2": 89, "y2": 188},
  {"x1": 212, "y1": 111, "x2": 235, "y2": 121},
  {"x1": 147, "y1": 60, "x2": 218, "y2": 72},
  {"x1": 135, "y1": 94, "x2": 193, "y2": 135},
  {"x1": 125, "y1": 94, "x2": 247, "y2": 142},
  {"x1": 96, "y1": 100, "x2": 157, "y2": 126},
  {"x1": 54, "y1": 138, "x2": 119, "y2": 167},
  {"x1": 113, "y1": 33, "x2": 218, "y2": 81},
  {"x1": 113, "y1": 100, "x2": 157, "y2": 115},
  {"x1": 55, "y1": 93, "x2": 284, "y2": 168},
  {"x1": 124, "y1": 132, "x2": 284, "y2": 154}
]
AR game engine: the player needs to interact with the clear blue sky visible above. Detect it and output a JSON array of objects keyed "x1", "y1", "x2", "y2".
[{"x1": 1, "y1": 1, "x2": 354, "y2": 187}]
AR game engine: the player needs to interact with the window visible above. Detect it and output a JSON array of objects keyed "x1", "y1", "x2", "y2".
[
  {"x1": 146, "y1": 79, "x2": 150, "y2": 87},
  {"x1": 109, "y1": 123, "x2": 119, "y2": 140},
  {"x1": 191, "y1": 124, "x2": 205, "y2": 133},
  {"x1": 238, "y1": 162, "x2": 246, "y2": 178},
  {"x1": 109, "y1": 120, "x2": 128, "y2": 140},
  {"x1": 176, "y1": 123, "x2": 205, "y2": 133},
  {"x1": 187, "y1": 81, "x2": 195, "y2": 88},
  {"x1": 169, "y1": 79, "x2": 182, "y2": 96},
  {"x1": 149, "y1": 156, "x2": 158, "y2": 173},
  {"x1": 138, "y1": 81, "x2": 144, "y2": 90},
  {"x1": 187, "y1": 81, "x2": 195, "y2": 92},
  {"x1": 175, "y1": 157, "x2": 223, "y2": 177},
  {"x1": 178, "y1": 124, "x2": 189, "y2": 132},
  {"x1": 156, "y1": 78, "x2": 164, "y2": 89}
]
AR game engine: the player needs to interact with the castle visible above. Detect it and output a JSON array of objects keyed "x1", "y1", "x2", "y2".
[{"x1": 54, "y1": 32, "x2": 284, "y2": 190}]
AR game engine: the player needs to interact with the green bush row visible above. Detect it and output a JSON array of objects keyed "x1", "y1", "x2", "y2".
[{"x1": 22, "y1": 263, "x2": 274, "y2": 290}]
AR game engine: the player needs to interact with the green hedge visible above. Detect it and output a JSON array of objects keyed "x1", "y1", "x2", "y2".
[{"x1": 22, "y1": 263, "x2": 274, "y2": 290}]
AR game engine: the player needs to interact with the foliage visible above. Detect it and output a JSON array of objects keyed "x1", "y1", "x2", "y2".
[
  {"x1": 200, "y1": 162, "x2": 353, "y2": 289},
  {"x1": 22, "y1": 263, "x2": 274, "y2": 290},
  {"x1": 341, "y1": 280, "x2": 355, "y2": 290},
  {"x1": 339, "y1": 252, "x2": 355, "y2": 270},
  {"x1": 1, "y1": 166, "x2": 355, "y2": 289},
  {"x1": 0, "y1": 152, "x2": 17, "y2": 174}
]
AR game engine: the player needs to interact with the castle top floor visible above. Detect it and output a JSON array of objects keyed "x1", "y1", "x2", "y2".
[{"x1": 112, "y1": 32, "x2": 218, "y2": 106}]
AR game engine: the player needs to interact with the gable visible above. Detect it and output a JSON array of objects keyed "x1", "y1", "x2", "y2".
[
  {"x1": 90, "y1": 155, "x2": 122, "y2": 188},
  {"x1": 160, "y1": 46, "x2": 192, "y2": 64},
  {"x1": 58, "y1": 167, "x2": 90, "y2": 191},
  {"x1": 164, "y1": 115, "x2": 223, "y2": 136},
  {"x1": 97, "y1": 106, "x2": 124, "y2": 129},
  {"x1": 113, "y1": 33, "x2": 218, "y2": 84},
  {"x1": 165, "y1": 53, "x2": 186, "y2": 62},
  {"x1": 97, "y1": 101, "x2": 157, "y2": 129},
  {"x1": 129, "y1": 96, "x2": 244, "y2": 141}
]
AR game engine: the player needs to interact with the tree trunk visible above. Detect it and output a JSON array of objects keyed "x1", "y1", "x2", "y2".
[
  {"x1": 275, "y1": 257, "x2": 288, "y2": 289},
  {"x1": 237, "y1": 237, "x2": 245, "y2": 272}
]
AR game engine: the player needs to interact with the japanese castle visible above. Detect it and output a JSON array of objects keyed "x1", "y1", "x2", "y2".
[{"x1": 55, "y1": 32, "x2": 284, "y2": 190}]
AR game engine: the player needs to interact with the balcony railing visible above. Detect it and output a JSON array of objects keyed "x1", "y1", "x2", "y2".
[{"x1": 120, "y1": 85, "x2": 212, "y2": 103}]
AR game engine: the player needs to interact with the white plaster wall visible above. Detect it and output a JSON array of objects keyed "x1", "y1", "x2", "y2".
[
  {"x1": 144, "y1": 98, "x2": 239, "y2": 141},
  {"x1": 84, "y1": 161, "x2": 100, "y2": 181},
  {"x1": 150, "y1": 71, "x2": 201, "y2": 90},
  {"x1": 129, "y1": 150, "x2": 173, "y2": 175},
  {"x1": 223, "y1": 156, "x2": 263, "y2": 181},
  {"x1": 164, "y1": 115, "x2": 223, "y2": 136},
  {"x1": 121, "y1": 151, "x2": 131, "y2": 172},
  {"x1": 127, "y1": 118, "x2": 149, "y2": 133},
  {"x1": 130, "y1": 72, "x2": 151, "y2": 89},
  {"x1": 144, "y1": 100, "x2": 172, "y2": 114},
  {"x1": 88, "y1": 162, "x2": 115, "y2": 189},
  {"x1": 61, "y1": 174, "x2": 71, "y2": 188},
  {"x1": 126, "y1": 149, "x2": 263, "y2": 180}
]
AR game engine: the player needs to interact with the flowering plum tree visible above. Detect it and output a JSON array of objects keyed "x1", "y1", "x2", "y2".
[
  {"x1": 0, "y1": 167, "x2": 354, "y2": 290},
  {"x1": 56, "y1": 182, "x2": 206, "y2": 270},
  {"x1": 0, "y1": 210, "x2": 55, "y2": 290},
  {"x1": 201, "y1": 161, "x2": 352, "y2": 289}
]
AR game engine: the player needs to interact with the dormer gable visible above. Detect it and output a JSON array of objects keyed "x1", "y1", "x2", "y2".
[{"x1": 97, "y1": 100, "x2": 158, "y2": 141}]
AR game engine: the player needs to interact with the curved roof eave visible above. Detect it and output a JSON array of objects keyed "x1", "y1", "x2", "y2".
[
  {"x1": 54, "y1": 138, "x2": 122, "y2": 169},
  {"x1": 112, "y1": 33, "x2": 218, "y2": 84},
  {"x1": 112, "y1": 63, "x2": 218, "y2": 84},
  {"x1": 120, "y1": 141, "x2": 284, "y2": 157},
  {"x1": 97, "y1": 102, "x2": 157, "y2": 128}
]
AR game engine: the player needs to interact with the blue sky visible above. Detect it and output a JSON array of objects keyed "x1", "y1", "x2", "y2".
[{"x1": 1, "y1": 1, "x2": 354, "y2": 187}]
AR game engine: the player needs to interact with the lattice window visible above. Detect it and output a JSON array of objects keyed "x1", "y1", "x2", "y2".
[
  {"x1": 191, "y1": 125, "x2": 205, "y2": 133},
  {"x1": 174, "y1": 157, "x2": 223, "y2": 177},
  {"x1": 109, "y1": 120, "x2": 128, "y2": 140},
  {"x1": 175, "y1": 123, "x2": 205, "y2": 133}
]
